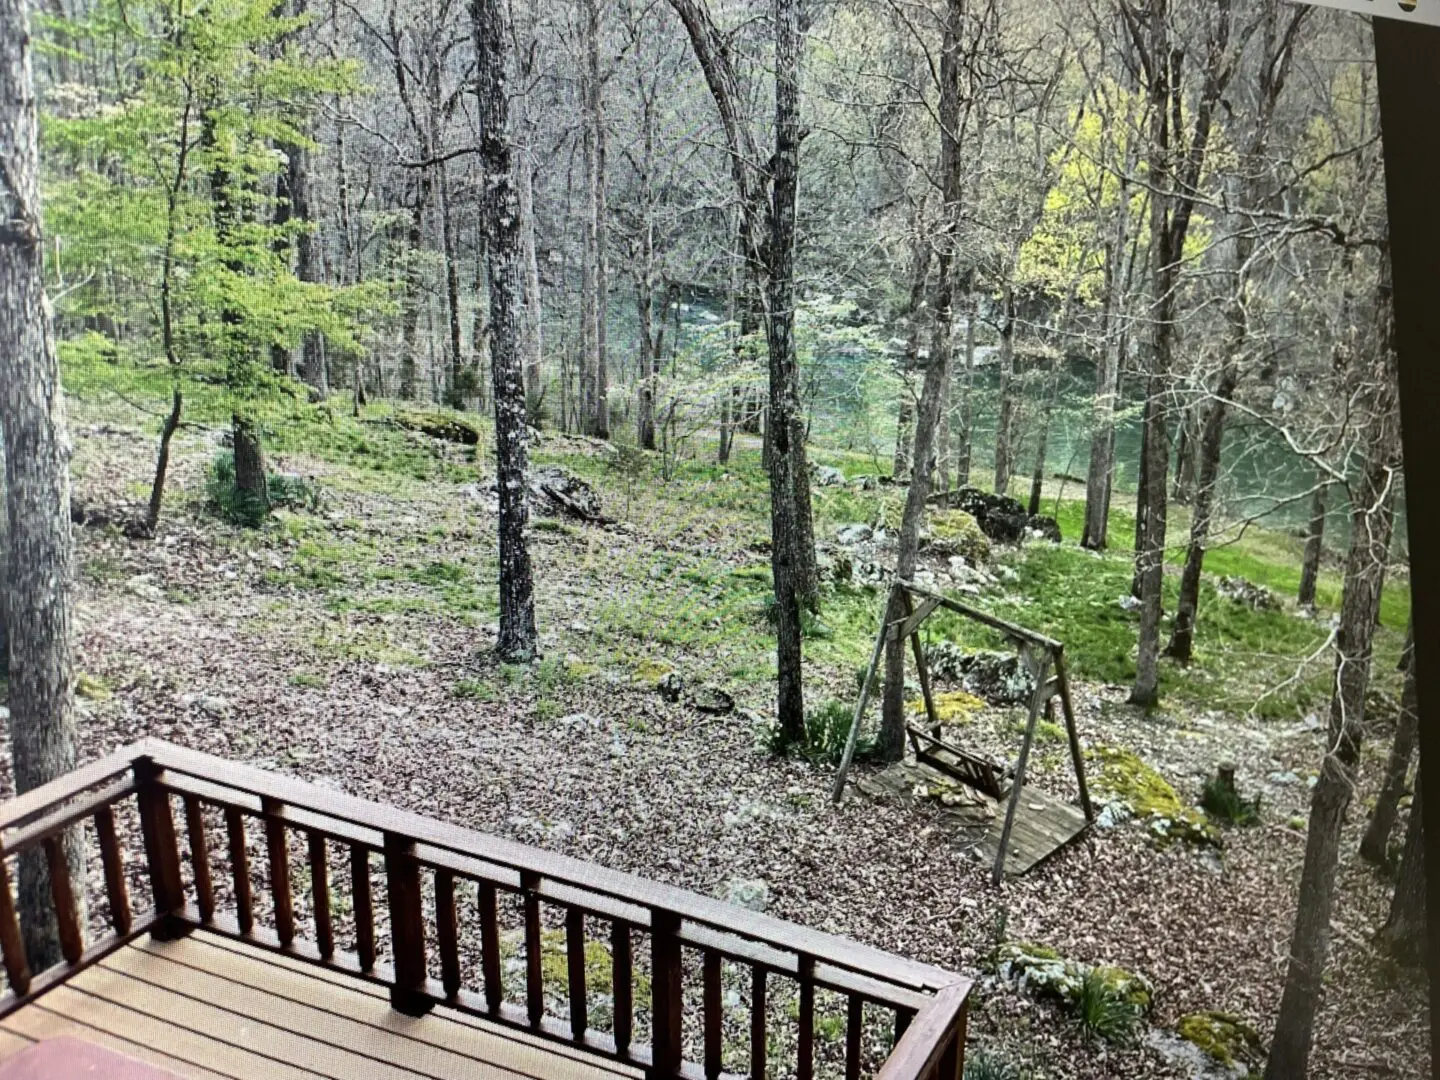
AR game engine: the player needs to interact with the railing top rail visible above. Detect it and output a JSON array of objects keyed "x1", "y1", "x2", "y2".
[
  {"x1": 40, "y1": 739, "x2": 964, "y2": 1000},
  {"x1": 0, "y1": 746, "x2": 139, "y2": 834}
]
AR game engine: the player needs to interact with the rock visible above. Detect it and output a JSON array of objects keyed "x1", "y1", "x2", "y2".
[
  {"x1": 1175, "y1": 1011, "x2": 1265, "y2": 1074},
  {"x1": 997, "y1": 942, "x2": 1152, "y2": 1014},
  {"x1": 922, "y1": 645, "x2": 1036, "y2": 705},
  {"x1": 835, "y1": 523, "x2": 873, "y2": 546},
  {"x1": 657, "y1": 671, "x2": 684, "y2": 703},
  {"x1": 1215, "y1": 575, "x2": 1279, "y2": 611},
  {"x1": 922, "y1": 510, "x2": 992, "y2": 564},
  {"x1": 720, "y1": 878, "x2": 771, "y2": 912},
  {"x1": 125, "y1": 575, "x2": 165, "y2": 602},
  {"x1": 849, "y1": 474, "x2": 880, "y2": 491},
  {"x1": 1095, "y1": 801, "x2": 1133, "y2": 829},
  {"x1": 1267, "y1": 770, "x2": 1301, "y2": 786},
  {"x1": 811, "y1": 464, "x2": 846, "y2": 487},
  {"x1": 1088, "y1": 745, "x2": 1220, "y2": 847},
  {"x1": 1118, "y1": 593, "x2": 1142, "y2": 612},
  {"x1": 931, "y1": 486, "x2": 1031, "y2": 544},
  {"x1": 1026, "y1": 515, "x2": 1062, "y2": 543},
  {"x1": 529, "y1": 466, "x2": 604, "y2": 519}
]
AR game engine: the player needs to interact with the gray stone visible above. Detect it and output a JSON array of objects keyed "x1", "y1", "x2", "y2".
[
  {"x1": 721, "y1": 878, "x2": 771, "y2": 912},
  {"x1": 835, "y1": 523, "x2": 872, "y2": 545}
]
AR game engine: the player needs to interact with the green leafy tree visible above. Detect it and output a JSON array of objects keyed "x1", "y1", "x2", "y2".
[{"x1": 43, "y1": 0, "x2": 377, "y2": 529}]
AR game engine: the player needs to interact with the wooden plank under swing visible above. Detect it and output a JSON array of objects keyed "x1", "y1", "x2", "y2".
[{"x1": 834, "y1": 580, "x2": 1095, "y2": 883}]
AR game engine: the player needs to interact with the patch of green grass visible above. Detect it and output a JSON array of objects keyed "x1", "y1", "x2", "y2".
[
  {"x1": 451, "y1": 678, "x2": 496, "y2": 701},
  {"x1": 288, "y1": 671, "x2": 327, "y2": 689},
  {"x1": 1073, "y1": 969, "x2": 1142, "y2": 1044}
]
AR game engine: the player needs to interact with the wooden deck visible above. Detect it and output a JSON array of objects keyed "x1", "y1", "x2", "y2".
[{"x1": 0, "y1": 931, "x2": 640, "y2": 1080}]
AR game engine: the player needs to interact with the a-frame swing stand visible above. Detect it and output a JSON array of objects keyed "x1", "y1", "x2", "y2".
[{"x1": 832, "y1": 579, "x2": 1095, "y2": 884}]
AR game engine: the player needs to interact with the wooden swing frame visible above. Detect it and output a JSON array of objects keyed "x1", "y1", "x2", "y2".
[{"x1": 832, "y1": 579, "x2": 1095, "y2": 884}]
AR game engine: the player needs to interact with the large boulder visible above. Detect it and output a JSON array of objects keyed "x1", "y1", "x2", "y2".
[
  {"x1": 932, "y1": 486, "x2": 1061, "y2": 544},
  {"x1": 922, "y1": 644, "x2": 1035, "y2": 705},
  {"x1": 922, "y1": 510, "x2": 991, "y2": 564}
]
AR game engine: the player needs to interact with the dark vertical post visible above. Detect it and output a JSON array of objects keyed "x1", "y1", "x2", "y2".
[
  {"x1": 383, "y1": 833, "x2": 430, "y2": 1016},
  {"x1": 262, "y1": 800, "x2": 293, "y2": 947},
  {"x1": 94, "y1": 807, "x2": 131, "y2": 935},
  {"x1": 435, "y1": 869, "x2": 460, "y2": 999},
  {"x1": 351, "y1": 847, "x2": 374, "y2": 972},
  {"x1": 479, "y1": 881, "x2": 502, "y2": 1013},
  {"x1": 135, "y1": 758, "x2": 183, "y2": 938},
  {"x1": 650, "y1": 910, "x2": 682, "y2": 1077},
  {"x1": 309, "y1": 834, "x2": 333, "y2": 959},
  {"x1": 749, "y1": 966, "x2": 768, "y2": 1080},
  {"x1": 565, "y1": 907, "x2": 587, "y2": 1039},
  {"x1": 612, "y1": 920, "x2": 633, "y2": 1054},
  {"x1": 1374, "y1": 18, "x2": 1440, "y2": 1061},
  {"x1": 796, "y1": 957, "x2": 815, "y2": 1080},
  {"x1": 183, "y1": 796, "x2": 213, "y2": 922},
  {"x1": 42, "y1": 837, "x2": 81, "y2": 964},
  {"x1": 844, "y1": 996, "x2": 863, "y2": 1080},
  {"x1": 225, "y1": 808, "x2": 252, "y2": 935},
  {"x1": 0, "y1": 858, "x2": 30, "y2": 994},
  {"x1": 522, "y1": 871, "x2": 543, "y2": 1027}
]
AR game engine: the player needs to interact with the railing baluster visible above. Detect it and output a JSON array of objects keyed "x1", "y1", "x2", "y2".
[
  {"x1": 651, "y1": 910, "x2": 682, "y2": 1078},
  {"x1": 703, "y1": 949, "x2": 721, "y2": 1080},
  {"x1": 894, "y1": 1007, "x2": 914, "y2": 1046},
  {"x1": 845, "y1": 995, "x2": 863, "y2": 1080},
  {"x1": 225, "y1": 807, "x2": 252, "y2": 935},
  {"x1": 351, "y1": 846, "x2": 374, "y2": 972},
  {"x1": 611, "y1": 920, "x2": 632, "y2": 1054},
  {"x1": 263, "y1": 799, "x2": 294, "y2": 947},
  {"x1": 135, "y1": 761, "x2": 182, "y2": 926},
  {"x1": 797, "y1": 957, "x2": 815, "y2": 1080},
  {"x1": 0, "y1": 858, "x2": 31, "y2": 995},
  {"x1": 435, "y1": 869, "x2": 460, "y2": 999},
  {"x1": 309, "y1": 834, "x2": 333, "y2": 959},
  {"x1": 479, "y1": 881, "x2": 501, "y2": 1013},
  {"x1": 42, "y1": 837, "x2": 83, "y2": 965},
  {"x1": 565, "y1": 908, "x2": 587, "y2": 1039},
  {"x1": 522, "y1": 871, "x2": 543, "y2": 1028},
  {"x1": 183, "y1": 795, "x2": 214, "y2": 922},
  {"x1": 94, "y1": 806, "x2": 131, "y2": 935},
  {"x1": 749, "y1": 966, "x2": 767, "y2": 1080},
  {"x1": 383, "y1": 833, "x2": 429, "y2": 1015}
]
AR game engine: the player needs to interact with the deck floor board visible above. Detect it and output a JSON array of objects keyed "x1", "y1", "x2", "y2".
[{"x1": 0, "y1": 933, "x2": 640, "y2": 1080}]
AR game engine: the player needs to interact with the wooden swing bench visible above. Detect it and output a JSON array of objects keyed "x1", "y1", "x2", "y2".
[{"x1": 833, "y1": 580, "x2": 1096, "y2": 884}]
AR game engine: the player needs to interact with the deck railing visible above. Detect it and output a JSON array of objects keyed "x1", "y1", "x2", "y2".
[{"x1": 0, "y1": 739, "x2": 969, "y2": 1080}]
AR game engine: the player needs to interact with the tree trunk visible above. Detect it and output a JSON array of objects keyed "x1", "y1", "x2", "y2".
[
  {"x1": 879, "y1": 0, "x2": 964, "y2": 763},
  {"x1": 892, "y1": 237, "x2": 931, "y2": 483},
  {"x1": 1361, "y1": 628, "x2": 1417, "y2": 865},
  {"x1": 517, "y1": 149, "x2": 543, "y2": 399},
  {"x1": 231, "y1": 413, "x2": 269, "y2": 514},
  {"x1": 473, "y1": 0, "x2": 537, "y2": 662},
  {"x1": 1165, "y1": 364, "x2": 1237, "y2": 662},
  {"x1": 1027, "y1": 360, "x2": 1062, "y2": 516},
  {"x1": 437, "y1": 162, "x2": 464, "y2": 407},
  {"x1": 399, "y1": 192, "x2": 426, "y2": 400},
  {"x1": 993, "y1": 283, "x2": 1016, "y2": 495},
  {"x1": 0, "y1": 0, "x2": 84, "y2": 967},
  {"x1": 954, "y1": 289, "x2": 975, "y2": 487},
  {"x1": 471, "y1": 243, "x2": 490, "y2": 412},
  {"x1": 1378, "y1": 764, "x2": 1426, "y2": 967},
  {"x1": 293, "y1": 141, "x2": 327, "y2": 396},
  {"x1": 581, "y1": 0, "x2": 609, "y2": 440},
  {"x1": 1266, "y1": 405, "x2": 1398, "y2": 1079},
  {"x1": 636, "y1": 274, "x2": 656, "y2": 451},
  {"x1": 1298, "y1": 479, "x2": 1328, "y2": 608},
  {"x1": 765, "y1": 0, "x2": 806, "y2": 746}
]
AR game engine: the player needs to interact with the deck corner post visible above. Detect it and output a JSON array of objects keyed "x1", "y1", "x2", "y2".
[
  {"x1": 383, "y1": 831, "x2": 432, "y2": 1017},
  {"x1": 650, "y1": 909, "x2": 683, "y2": 1079},
  {"x1": 134, "y1": 756, "x2": 187, "y2": 940}
]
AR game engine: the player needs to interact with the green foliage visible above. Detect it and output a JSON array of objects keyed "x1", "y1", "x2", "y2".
[
  {"x1": 206, "y1": 451, "x2": 318, "y2": 526},
  {"x1": 1200, "y1": 776, "x2": 1262, "y2": 827},
  {"x1": 1073, "y1": 969, "x2": 1142, "y2": 1044},
  {"x1": 964, "y1": 1051, "x2": 1029, "y2": 1080}
]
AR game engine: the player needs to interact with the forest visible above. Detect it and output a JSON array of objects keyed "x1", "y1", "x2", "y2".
[{"x1": 0, "y1": 0, "x2": 1427, "y2": 1077}]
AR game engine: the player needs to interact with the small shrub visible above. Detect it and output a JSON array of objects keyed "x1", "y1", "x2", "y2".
[
  {"x1": 207, "y1": 452, "x2": 320, "y2": 527},
  {"x1": 1073, "y1": 970, "x2": 1141, "y2": 1044},
  {"x1": 452, "y1": 678, "x2": 496, "y2": 702},
  {"x1": 984, "y1": 907, "x2": 1010, "y2": 973},
  {"x1": 964, "y1": 1050, "x2": 1027, "y2": 1080},
  {"x1": 1200, "y1": 775, "x2": 1262, "y2": 826}
]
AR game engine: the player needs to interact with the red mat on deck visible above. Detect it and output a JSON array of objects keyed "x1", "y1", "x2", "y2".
[{"x1": 0, "y1": 1036, "x2": 183, "y2": 1079}]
